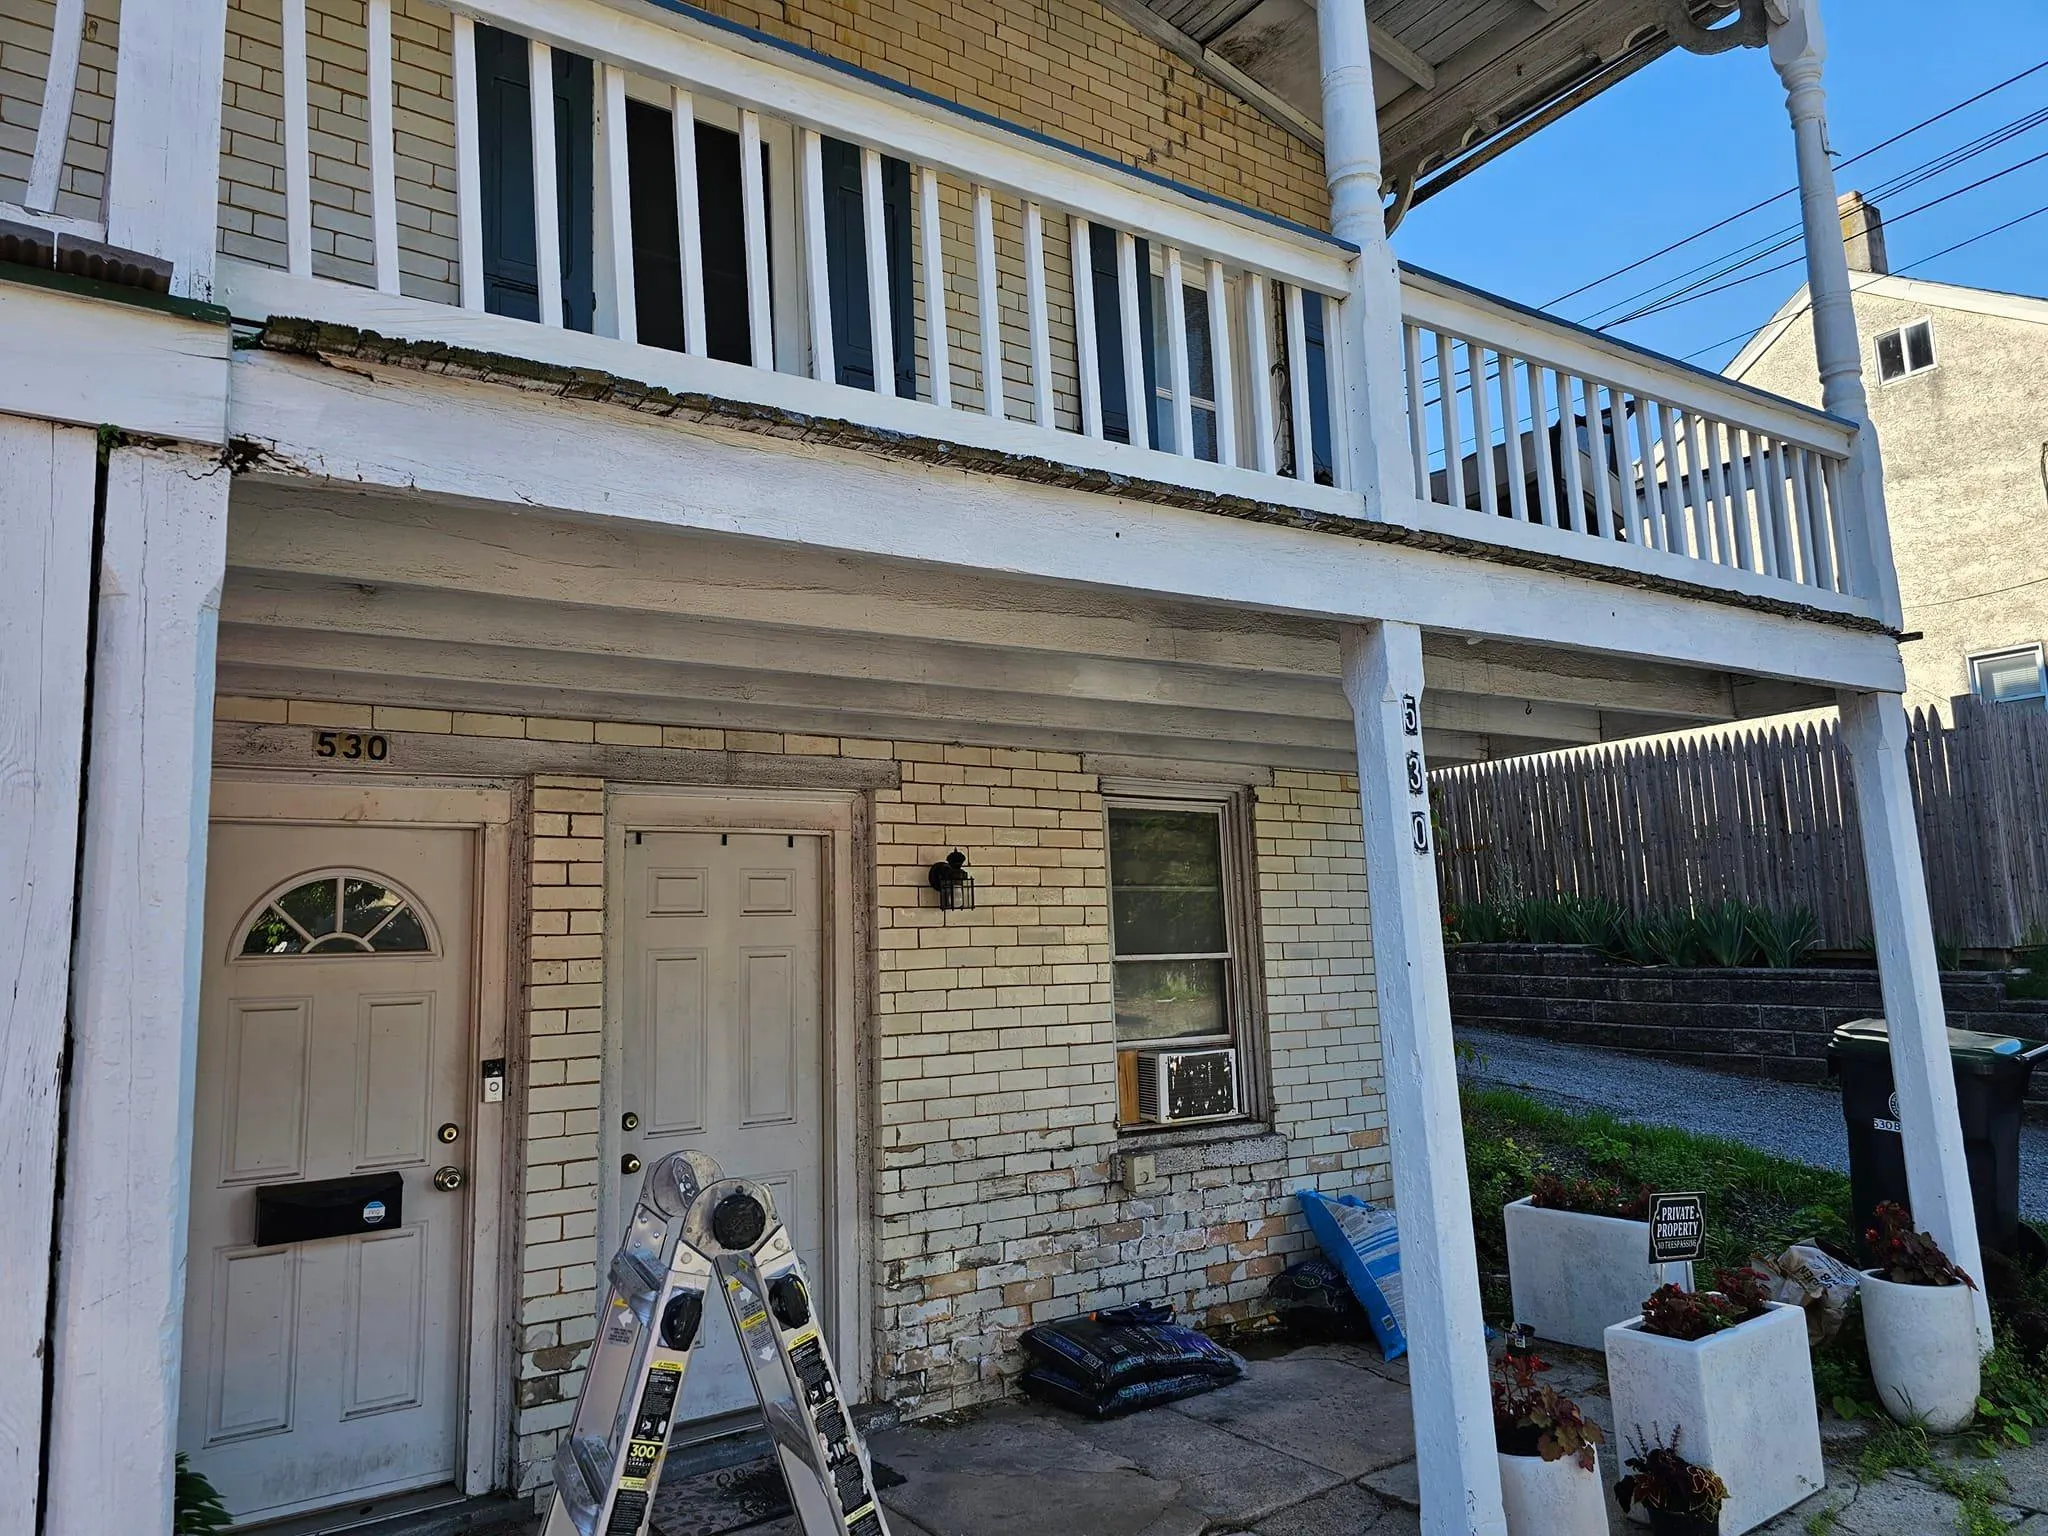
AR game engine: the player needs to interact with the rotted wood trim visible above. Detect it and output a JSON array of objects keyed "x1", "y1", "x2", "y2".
[
  {"x1": 214, "y1": 722, "x2": 905, "y2": 789},
  {"x1": 239, "y1": 317, "x2": 1893, "y2": 637}
]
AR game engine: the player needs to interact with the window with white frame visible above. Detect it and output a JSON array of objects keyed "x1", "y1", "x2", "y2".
[
  {"x1": 1875, "y1": 319, "x2": 1936, "y2": 383},
  {"x1": 1970, "y1": 646, "x2": 2047, "y2": 707},
  {"x1": 1106, "y1": 790, "x2": 1263, "y2": 1127}
]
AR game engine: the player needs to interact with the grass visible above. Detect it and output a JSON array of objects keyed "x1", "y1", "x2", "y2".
[{"x1": 1463, "y1": 1083, "x2": 1855, "y2": 1321}]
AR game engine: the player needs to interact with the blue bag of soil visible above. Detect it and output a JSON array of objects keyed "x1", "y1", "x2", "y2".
[
  {"x1": 1295, "y1": 1189, "x2": 1408, "y2": 1361},
  {"x1": 1019, "y1": 1301, "x2": 1243, "y2": 1418}
]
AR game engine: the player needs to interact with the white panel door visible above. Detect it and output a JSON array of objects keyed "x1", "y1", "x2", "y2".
[
  {"x1": 622, "y1": 830, "x2": 824, "y2": 1422},
  {"x1": 181, "y1": 822, "x2": 475, "y2": 1525}
]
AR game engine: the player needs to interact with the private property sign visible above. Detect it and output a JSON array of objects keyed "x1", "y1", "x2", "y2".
[{"x1": 1648, "y1": 1192, "x2": 1707, "y2": 1264}]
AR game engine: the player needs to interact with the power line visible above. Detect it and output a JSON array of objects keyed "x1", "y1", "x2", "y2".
[
  {"x1": 1677, "y1": 200, "x2": 2048, "y2": 366},
  {"x1": 1542, "y1": 58, "x2": 2048, "y2": 310},
  {"x1": 1607, "y1": 145, "x2": 2048, "y2": 328},
  {"x1": 1572, "y1": 105, "x2": 2048, "y2": 329}
]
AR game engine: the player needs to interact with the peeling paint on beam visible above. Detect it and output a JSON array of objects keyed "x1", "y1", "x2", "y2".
[{"x1": 240, "y1": 318, "x2": 1894, "y2": 636}]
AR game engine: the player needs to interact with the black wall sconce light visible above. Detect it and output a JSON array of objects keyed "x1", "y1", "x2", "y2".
[{"x1": 928, "y1": 849, "x2": 975, "y2": 911}]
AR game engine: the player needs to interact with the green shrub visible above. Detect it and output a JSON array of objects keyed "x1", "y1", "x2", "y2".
[
  {"x1": 175, "y1": 1455, "x2": 231, "y2": 1536},
  {"x1": 1694, "y1": 899, "x2": 1759, "y2": 967},
  {"x1": 1747, "y1": 905, "x2": 1818, "y2": 969}
]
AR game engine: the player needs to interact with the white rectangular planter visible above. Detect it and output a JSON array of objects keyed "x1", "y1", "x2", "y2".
[
  {"x1": 1604, "y1": 1301, "x2": 1825, "y2": 1535},
  {"x1": 1504, "y1": 1197, "x2": 1693, "y2": 1352}
]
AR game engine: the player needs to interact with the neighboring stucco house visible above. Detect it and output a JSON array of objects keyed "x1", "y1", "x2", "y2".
[
  {"x1": 1731, "y1": 192, "x2": 2048, "y2": 718},
  {"x1": 0, "y1": 2, "x2": 1998, "y2": 1533}
]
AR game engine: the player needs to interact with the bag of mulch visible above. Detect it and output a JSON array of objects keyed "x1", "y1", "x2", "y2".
[
  {"x1": 1749, "y1": 1243, "x2": 1863, "y2": 1346},
  {"x1": 1020, "y1": 1301, "x2": 1243, "y2": 1397},
  {"x1": 1296, "y1": 1189, "x2": 1407, "y2": 1361},
  {"x1": 1266, "y1": 1257, "x2": 1374, "y2": 1341},
  {"x1": 1019, "y1": 1366, "x2": 1235, "y2": 1420}
]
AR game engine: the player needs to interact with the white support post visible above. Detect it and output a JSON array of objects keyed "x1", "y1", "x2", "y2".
[
  {"x1": 529, "y1": 39, "x2": 563, "y2": 329},
  {"x1": 1024, "y1": 201, "x2": 1053, "y2": 426},
  {"x1": 452, "y1": 15, "x2": 485, "y2": 311},
  {"x1": 104, "y1": 0, "x2": 231, "y2": 298},
  {"x1": 1071, "y1": 215, "x2": 1104, "y2": 439},
  {"x1": 25, "y1": 0, "x2": 86, "y2": 213},
  {"x1": 739, "y1": 109, "x2": 773, "y2": 368},
  {"x1": 0, "y1": 420, "x2": 97, "y2": 1536},
  {"x1": 1206, "y1": 258, "x2": 1238, "y2": 468},
  {"x1": 1838, "y1": 690, "x2": 1994, "y2": 1350},
  {"x1": 862, "y1": 147, "x2": 896, "y2": 399},
  {"x1": 1317, "y1": 0, "x2": 1407, "y2": 508},
  {"x1": 671, "y1": 88, "x2": 707, "y2": 358},
  {"x1": 367, "y1": 0, "x2": 401, "y2": 295},
  {"x1": 921, "y1": 167, "x2": 952, "y2": 409},
  {"x1": 1769, "y1": 0, "x2": 1903, "y2": 626},
  {"x1": 43, "y1": 445, "x2": 231, "y2": 1535},
  {"x1": 1340, "y1": 621, "x2": 1506, "y2": 1536},
  {"x1": 973, "y1": 184, "x2": 1004, "y2": 419},
  {"x1": 801, "y1": 130, "x2": 836, "y2": 384},
  {"x1": 596, "y1": 62, "x2": 636, "y2": 343}
]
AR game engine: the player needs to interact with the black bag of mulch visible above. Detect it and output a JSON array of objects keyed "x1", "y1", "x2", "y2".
[
  {"x1": 1019, "y1": 1366, "x2": 1233, "y2": 1420},
  {"x1": 1019, "y1": 1302, "x2": 1243, "y2": 1397},
  {"x1": 1265, "y1": 1257, "x2": 1373, "y2": 1341}
]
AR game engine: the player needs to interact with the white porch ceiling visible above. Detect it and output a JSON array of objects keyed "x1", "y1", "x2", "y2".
[
  {"x1": 1120, "y1": 0, "x2": 1751, "y2": 203},
  {"x1": 217, "y1": 484, "x2": 1818, "y2": 769}
]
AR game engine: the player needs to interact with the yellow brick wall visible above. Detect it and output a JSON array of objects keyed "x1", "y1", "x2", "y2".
[
  {"x1": 0, "y1": 0, "x2": 120, "y2": 221},
  {"x1": 215, "y1": 695, "x2": 1391, "y2": 1486},
  {"x1": 692, "y1": 0, "x2": 1328, "y2": 231}
]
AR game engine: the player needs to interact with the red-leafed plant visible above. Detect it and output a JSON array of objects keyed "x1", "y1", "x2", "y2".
[
  {"x1": 1866, "y1": 1202, "x2": 1978, "y2": 1289},
  {"x1": 1529, "y1": 1171, "x2": 1651, "y2": 1222},
  {"x1": 1637, "y1": 1269, "x2": 1773, "y2": 1342},
  {"x1": 1491, "y1": 1325, "x2": 1604, "y2": 1470},
  {"x1": 1614, "y1": 1426, "x2": 1728, "y2": 1520}
]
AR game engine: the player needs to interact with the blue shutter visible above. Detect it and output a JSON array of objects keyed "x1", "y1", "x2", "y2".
[{"x1": 474, "y1": 26, "x2": 592, "y2": 332}]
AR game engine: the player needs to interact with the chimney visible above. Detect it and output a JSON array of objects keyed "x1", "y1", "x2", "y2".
[{"x1": 1838, "y1": 191, "x2": 1889, "y2": 275}]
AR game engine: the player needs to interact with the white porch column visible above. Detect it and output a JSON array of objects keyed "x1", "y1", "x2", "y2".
[
  {"x1": 105, "y1": 0, "x2": 232, "y2": 299},
  {"x1": 0, "y1": 418, "x2": 98, "y2": 1536},
  {"x1": 44, "y1": 444, "x2": 230, "y2": 1534},
  {"x1": 1341, "y1": 621, "x2": 1507, "y2": 1536},
  {"x1": 1768, "y1": 0, "x2": 1903, "y2": 625},
  {"x1": 1838, "y1": 690, "x2": 1994, "y2": 1348},
  {"x1": 1315, "y1": 0, "x2": 1410, "y2": 508}
]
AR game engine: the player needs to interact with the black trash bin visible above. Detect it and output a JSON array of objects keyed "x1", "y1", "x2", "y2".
[{"x1": 1828, "y1": 1017, "x2": 2047, "y2": 1260}]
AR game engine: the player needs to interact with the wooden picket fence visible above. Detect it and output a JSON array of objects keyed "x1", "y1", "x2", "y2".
[{"x1": 1431, "y1": 699, "x2": 2048, "y2": 951}]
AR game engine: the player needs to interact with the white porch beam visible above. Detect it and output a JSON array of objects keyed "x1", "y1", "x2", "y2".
[
  {"x1": 0, "y1": 284, "x2": 231, "y2": 445},
  {"x1": 1316, "y1": 0, "x2": 1409, "y2": 512},
  {"x1": 44, "y1": 445, "x2": 230, "y2": 1533},
  {"x1": 1768, "y1": 0, "x2": 1903, "y2": 627},
  {"x1": 0, "y1": 419, "x2": 97, "y2": 1534},
  {"x1": 104, "y1": 0, "x2": 231, "y2": 300},
  {"x1": 1341, "y1": 621, "x2": 1505, "y2": 1536},
  {"x1": 1838, "y1": 690, "x2": 1994, "y2": 1349},
  {"x1": 225, "y1": 353, "x2": 1909, "y2": 693}
]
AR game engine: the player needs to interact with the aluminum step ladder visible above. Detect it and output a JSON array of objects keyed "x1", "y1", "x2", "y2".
[{"x1": 542, "y1": 1152, "x2": 892, "y2": 1536}]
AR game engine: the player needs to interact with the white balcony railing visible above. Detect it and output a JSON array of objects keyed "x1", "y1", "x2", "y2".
[
  {"x1": 218, "y1": 0, "x2": 1361, "y2": 518},
  {"x1": 213, "y1": 0, "x2": 1876, "y2": 618},
  {"x1": 1397, "y1": 267, "x2": 1865, "y2": 609}
]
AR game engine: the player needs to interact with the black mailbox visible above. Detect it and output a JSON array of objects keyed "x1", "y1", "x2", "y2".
[{"x1": 255, "y1": 1171, "x2": 404, "y2": 1247}]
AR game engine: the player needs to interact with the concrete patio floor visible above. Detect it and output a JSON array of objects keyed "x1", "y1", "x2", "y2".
[{"x1": 401, "y1": 1335, "x2": 2048, "y2": 1536}]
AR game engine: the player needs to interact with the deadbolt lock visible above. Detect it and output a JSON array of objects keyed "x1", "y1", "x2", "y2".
[
  {"x1": 433, "y1": 1166, "x2": 466, "y2": 1192},
  {"x1": 438, "y1": 1122, "x2": 461, "y2": 1144},
  {"x1": 621, "y1": 1154, "x2": 642, "y2": 1175},
  {"x1": 621, "y1": 1112, "x2": 640, "y2": 1132}
]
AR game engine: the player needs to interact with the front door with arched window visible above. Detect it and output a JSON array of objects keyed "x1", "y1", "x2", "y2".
[{"x1": 180, "y1": 821, "x2": 477, "y2": 1525}]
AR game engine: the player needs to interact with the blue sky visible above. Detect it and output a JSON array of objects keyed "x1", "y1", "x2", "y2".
[{"x1": 1391, "y1": 1, "x2": 2048, "y2": 371}]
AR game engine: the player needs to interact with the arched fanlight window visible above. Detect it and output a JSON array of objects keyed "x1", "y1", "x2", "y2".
[{"x1": 237, "y1": 871, "x2": 437, "y2": 957}]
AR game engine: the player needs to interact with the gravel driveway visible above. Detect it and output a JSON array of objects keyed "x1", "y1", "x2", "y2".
[{"x1": 1456, "y1": 1026, "x2": 2048, "y2": 1220}]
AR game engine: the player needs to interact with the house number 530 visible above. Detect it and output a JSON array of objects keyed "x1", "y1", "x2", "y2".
[{"x1": 315, "y1": 730, "x2": 389, "y2": 761}]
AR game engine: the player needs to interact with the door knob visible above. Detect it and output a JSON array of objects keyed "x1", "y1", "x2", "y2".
[
  {"x1": 433, "y1": 1166, "x2": 466, "y2": 1192},
  {"x1": 622, "y1": 1154, "x2": 643, "y2": 1175}
]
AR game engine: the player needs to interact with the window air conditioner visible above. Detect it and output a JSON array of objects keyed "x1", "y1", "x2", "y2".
[{"x1": 1132, "y1": 1047, "x2": 1239, "y2": 1126}]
